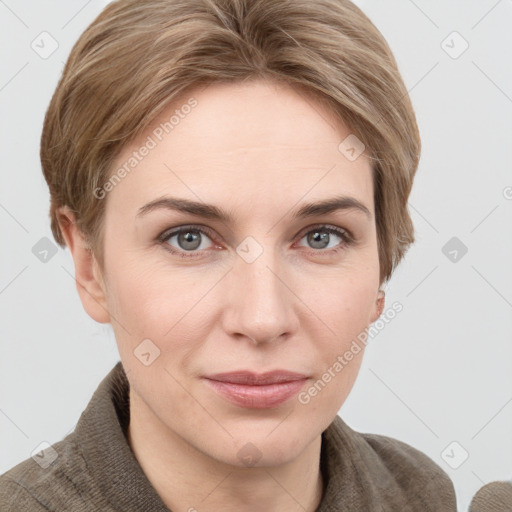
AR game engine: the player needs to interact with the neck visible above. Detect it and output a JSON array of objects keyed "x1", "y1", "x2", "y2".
[{"x1": 127, "y1": 389, "x2": 324, "y2": 512}]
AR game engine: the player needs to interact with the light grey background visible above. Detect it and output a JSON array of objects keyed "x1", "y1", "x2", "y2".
[{"x1": 1, "y1": 1, "x2": 511, "y2": 510}]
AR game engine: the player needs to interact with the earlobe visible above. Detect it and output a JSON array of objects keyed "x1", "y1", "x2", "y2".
[
  {"x1": 370, "y1": 289, "x2": 385, "y2": 324},
  {"x1": 57, "y1": 206, "x2": 111, "y2": 324}
]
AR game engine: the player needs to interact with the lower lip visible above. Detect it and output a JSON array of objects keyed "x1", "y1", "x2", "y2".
[{"x1": 203, "y1": 378, "x2": 308, "y2": 409}]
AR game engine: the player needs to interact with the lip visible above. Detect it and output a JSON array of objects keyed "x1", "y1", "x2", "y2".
[
  {"x1": 205, "y1": 370, "x2": 309, "y2": 385},
  {"x1": 203, "y1": 370, "x2": 309, "y2": 409}
]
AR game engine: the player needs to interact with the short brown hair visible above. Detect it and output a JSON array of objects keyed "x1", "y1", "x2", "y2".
[{"x1": 41, "y1": 0, "x2": 420, "y2": 285}]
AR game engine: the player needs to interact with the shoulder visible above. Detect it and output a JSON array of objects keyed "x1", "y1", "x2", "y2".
[
  {"x1": 325, "y1": 416, "x2": 457, "y2": 511},
  {"x1": 0, "y1": 474, "x2": 48, "y2": 512},
  {"x1": 362, "y1": 430, "x2": 452, "y2": 476},
  {"x1": 359, "y1": 430, "x2": 457, "y2": 510},
  {"x1": 0, "y1": 434, "x2": 99, "y2": 512}
]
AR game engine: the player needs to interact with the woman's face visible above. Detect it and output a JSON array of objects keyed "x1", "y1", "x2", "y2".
[{"x1": 98, "y1": 79, "x2": 382, "y2": 467}]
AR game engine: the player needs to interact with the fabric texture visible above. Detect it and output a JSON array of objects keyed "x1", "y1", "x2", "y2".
[
  {"x1": 468, "y1": 481, "x2": 512, "y2": 511},
  {"x1": 0, "y1": 361, "x2": 457, "y2": 511}
]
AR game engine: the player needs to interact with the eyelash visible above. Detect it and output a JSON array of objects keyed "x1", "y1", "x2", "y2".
[{"x1": 157, "y1": 224, "x2": 355, "y2": 259}]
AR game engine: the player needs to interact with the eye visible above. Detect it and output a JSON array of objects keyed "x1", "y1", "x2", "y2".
[
  {"x1": 158, "y1": 223, "x2": 354, "y2": 259},
  {"x1": 158, "y1": 225, "x2": 216, "y2": 258},
  {"x1": 296, "y1": 225, "x2": 353, "y2": 253}
]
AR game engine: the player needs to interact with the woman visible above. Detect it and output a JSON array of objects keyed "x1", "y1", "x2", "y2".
[{"x1": 0, "y1": 0, "x2": 457, "y2": 510}]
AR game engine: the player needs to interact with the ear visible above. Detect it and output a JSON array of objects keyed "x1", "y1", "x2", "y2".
[
  {"x1": 369, "y1": 289, "x2": 385, "y2": 324},
  {"x1": 57, "y1": 206, "x2": 111, "y2": 324}
]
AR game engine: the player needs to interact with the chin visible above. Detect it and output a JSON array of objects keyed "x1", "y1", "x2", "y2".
[{"x1": 216, "y1": 427, "x2": 312, "y2": 468}]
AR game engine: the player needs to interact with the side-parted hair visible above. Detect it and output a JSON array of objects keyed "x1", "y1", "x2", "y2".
[{"x1": 41, "y1": 0, "x2": 420, "y2": 285}]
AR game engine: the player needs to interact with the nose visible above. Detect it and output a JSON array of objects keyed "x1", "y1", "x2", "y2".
[{"x1": 222, "y1": 243, "x2": 299, "y2": 346}]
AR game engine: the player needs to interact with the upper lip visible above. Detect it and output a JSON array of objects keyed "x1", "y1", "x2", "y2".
[{"x1": 204, "y1": 370, "x2": 309, "y2": 385}]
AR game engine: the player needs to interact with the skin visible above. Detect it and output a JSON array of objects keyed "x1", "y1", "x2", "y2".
[{"x1": 58, "y1": 78, "x2": 385, "y2": 512}]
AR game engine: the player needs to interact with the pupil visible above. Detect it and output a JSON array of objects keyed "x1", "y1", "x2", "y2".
[
  {"x1": 180, "y1": 231, "x2": 200, "y2": 250},
  {"x1": 309, "y1": 230, "x2": 329, "y2": 249}
]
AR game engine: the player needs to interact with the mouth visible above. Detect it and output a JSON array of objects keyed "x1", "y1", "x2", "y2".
[{"x1": 202, "y1": 370, "x2": 310, "y2": 409}]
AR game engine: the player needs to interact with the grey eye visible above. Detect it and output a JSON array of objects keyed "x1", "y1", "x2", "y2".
[
  {"x1": 165, "y1": 228, "x2": 213, "y2": 252},
  {"x1": 307, "y1": 230, "x2": 330, "y2": 249},
  {"x1": 298, "y1": 227, "x2": 346, "y2": 250}
]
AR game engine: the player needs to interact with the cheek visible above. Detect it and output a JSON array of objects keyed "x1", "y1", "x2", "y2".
[
  {"x1": 101, "y1": 259, "x2": 167, "y2": 357},
  {"x1": 305, "y1": 264, "x2": 378, "y2": 335},
  {"x1": 305, "y1": 269, "x2": 376, "y2": 390},
  {"x1": 104, "y1": 258, "x2": 212, "y2": 365},
  {"x1": 103, "y1": 249, "x2": 172, "y2": 314}
]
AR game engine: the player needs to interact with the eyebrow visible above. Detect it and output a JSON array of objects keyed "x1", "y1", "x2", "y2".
[{"x1": 136, "y1": 194, "x2": 372, "y2": 222}]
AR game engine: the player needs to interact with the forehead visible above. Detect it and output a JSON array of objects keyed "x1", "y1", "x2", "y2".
[{"x1": 105, "y1": 79, "x2": 374, "y2": 220}]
